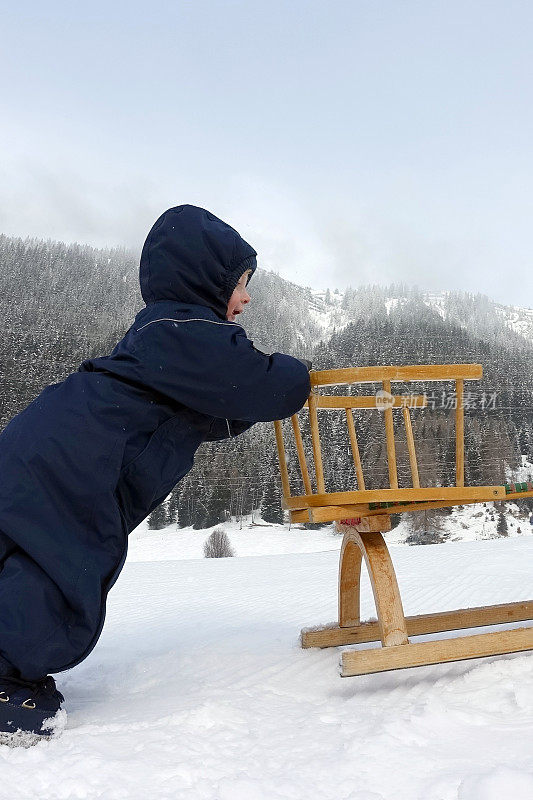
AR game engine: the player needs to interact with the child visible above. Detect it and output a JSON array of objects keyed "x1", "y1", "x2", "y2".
[{"x1": 0, "y1": 204, "x2": 311, "y2": 745}]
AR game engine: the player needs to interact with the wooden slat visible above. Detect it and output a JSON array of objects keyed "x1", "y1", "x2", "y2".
[
  {"x1": 303, "y1": 395, "x2": 427, "y2": 409},
  {"x1": 291, "y1": 414, "x2": 312, "y2": 495},
  {"x1": 345, "y1": 408, "x2": 365, "y2": 490},
  {"x1": 305, "y1": 505, "x2": 386, "y2": 523},
  {"x1": 340, "y1": 625, "x2": 533, "y2": 676},
  {"x1": 503, "y1": 490, "x2": 533, "y2": 501},
  {"x1": 283, "y1": 485, "x2": 506, "y2": 510},
  {"x1": 402, "y1": 406, "x2": 420, "y2": 488},
  {"x1": 273, "y1": 419, "x2": 291, "y2": 500},
  {"x1": 300, "y1": 496, "x2": 491, "y2": 523},
  {"x1": 307, "y1": 390, "x2": 325, "y2": 493},
  {"x1": 311, "y1": 364, "x2": 483, "y2": 387},
  {"x1": 456, "y1": 378, "x2": 465, "y2": 487},
  {"x1": 292, "y1": 489, "x2": 531, "y2": 523},
  {"x1": 301, "y1": 600, "x2": 533, "y2": 648},
  {"x1": 382, "y1": 379, "x2": 398, "y2": 489}
]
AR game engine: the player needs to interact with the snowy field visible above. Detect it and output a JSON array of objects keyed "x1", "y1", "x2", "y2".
[
  {"x1": 124, "y1": 494, "x2": 533, "y2": 566},
  {"x1": 127, "y1": 518, "x2": 343, "y2": 561},
  {"x1": 1, "y1": 523, "x2": 532, "y2": 800}
]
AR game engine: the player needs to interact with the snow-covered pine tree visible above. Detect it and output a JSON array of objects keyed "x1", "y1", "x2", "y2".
[
  {"x1": 496, "y1": 509, "x2": 509, "y2": 536},
  {"x1": 147, "y1": 499, "x2": 169, "y2": 530},
  {"x1": 261, "y1": 453, "x2": 284, "y2": 523}
]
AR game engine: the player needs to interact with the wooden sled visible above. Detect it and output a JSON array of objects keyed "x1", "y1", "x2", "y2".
[{"x1": 273, "y1": 364, "x2": 533, "y2": 676}]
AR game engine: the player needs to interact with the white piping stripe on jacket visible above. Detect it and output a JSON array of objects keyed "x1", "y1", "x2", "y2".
[
  {"x1": 135, "y1": 317, "x2": 240, "y2": 438},
  {"x1": 135, "y1": 317, "x2": 244, "y2": 333}
]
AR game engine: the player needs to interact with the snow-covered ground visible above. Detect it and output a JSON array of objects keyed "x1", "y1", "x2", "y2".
[
  {"x1": 127, "y1": 518, "x2": 342, "y2": 561},
  {"x1": 385, "y1": 499, "x2": 533, "y2": 546},
  {"x1": 125, "y1": 496, "x2": 533, "y2": 562},
  {"x1": 1, "y1": 523, "x2": 532, "y2": 800}
]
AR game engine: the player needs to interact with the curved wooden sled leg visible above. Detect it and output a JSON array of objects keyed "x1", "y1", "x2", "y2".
[
  {"x1": 301, "y1": 516, "x2": 533, "y2": 677},
  {"x1": 302, "y1": 514, "x2": 409, "y2": 650},
  {"x1": 340, "y1": 526, "x2": 409, "y2": 648},
  {"x1": 338, "y1": 531, "x2": 362, "y2": 629}
]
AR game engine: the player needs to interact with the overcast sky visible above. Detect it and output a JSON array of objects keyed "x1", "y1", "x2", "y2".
[{"x1": 2, "y1": 1, "x2": 533, "y2": 307}]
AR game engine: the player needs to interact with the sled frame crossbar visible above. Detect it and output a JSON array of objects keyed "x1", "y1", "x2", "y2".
[{"x1": 272, "y1": 363, "x2": 533, "y2": 676}]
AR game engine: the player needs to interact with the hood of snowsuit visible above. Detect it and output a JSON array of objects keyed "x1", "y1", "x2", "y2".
[{"x1": 139, "y1": 204, "x2": 257, "y2": 320}]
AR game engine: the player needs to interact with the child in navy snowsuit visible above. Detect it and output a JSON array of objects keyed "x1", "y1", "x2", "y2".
[{"x1": 0, "y1": 205, "x2": 311, "y2": 744}]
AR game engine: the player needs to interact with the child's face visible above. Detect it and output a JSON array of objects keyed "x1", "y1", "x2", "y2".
[{"x1": 226, "y1": 270, "x2": 252, "y2": 321}]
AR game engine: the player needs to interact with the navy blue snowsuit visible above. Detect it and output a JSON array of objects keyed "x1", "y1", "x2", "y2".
[{"x1": 0, "y1": 205, "x2": 310, "y2": 680}]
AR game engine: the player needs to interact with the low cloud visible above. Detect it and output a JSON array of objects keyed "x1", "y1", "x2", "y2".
[{"x1": 0, "y1": 163, "x2": 531, "y2": 308}]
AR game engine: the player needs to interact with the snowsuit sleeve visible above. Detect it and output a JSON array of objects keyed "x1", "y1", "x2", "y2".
[{"x1": 132, "y1": 318, "x2": 311, "y2": 423}]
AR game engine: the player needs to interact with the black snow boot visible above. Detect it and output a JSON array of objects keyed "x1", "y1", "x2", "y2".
[{"x1": 0, "y1": 674, "x2": 66, "y2": 747}]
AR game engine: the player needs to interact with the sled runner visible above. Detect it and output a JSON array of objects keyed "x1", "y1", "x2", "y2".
[{"x1": 273, "y1": 363, "x2": 533, "y2": 676}]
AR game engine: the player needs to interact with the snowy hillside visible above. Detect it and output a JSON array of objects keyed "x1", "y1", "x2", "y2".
[
  {"x1": 311, "y1": 284, "x2": 533, "y2": 349},
  {"x1": 307, "y1": 287, "x2": 350, "y2": 341},
  {"x1": 398, "y1": 290, "x2": 533, "y2": 348},
  {"x1": 495, "y1": 302, "x2": 533, "y2": 343},
  {"x1": 2, "y1": 529, "x2": 531, "y2": 799}
]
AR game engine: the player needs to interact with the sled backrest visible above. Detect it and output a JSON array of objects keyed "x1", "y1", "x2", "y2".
[{"x1": 272, "y1": 363, "x2": 508, "y2": 524}]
